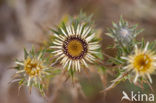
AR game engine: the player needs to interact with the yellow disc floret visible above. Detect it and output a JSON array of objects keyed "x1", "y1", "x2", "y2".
[
  {"x1": 122, "y1": 42, "x2": 156, "y2": 83},
  {"x1": 24, "y1": 57, "x2": 44, "y2": 77},
  {"x1": 133, "y1": 53, "x2": 152, "y2": 72},
  {"x1": 67, "y1": 39, "x2": 83, "y2": 57}
]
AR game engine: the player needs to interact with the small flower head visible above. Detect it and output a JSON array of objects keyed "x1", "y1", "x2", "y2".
[
  {"x1": 106, "y1": 17, "x2": 143, "y2": 45},
  {"x1": 13, "y1": 48, "x2": 51, "y2": 94},
  {"x1": 122, "y1": 42, "x2": 156, "y2": 83},
  {"x1": 50, "y1": 15, "x2": 100, "y2": 72},
  {"x1": 23, "y1": 57, "x2": 45, "y2": 77}
]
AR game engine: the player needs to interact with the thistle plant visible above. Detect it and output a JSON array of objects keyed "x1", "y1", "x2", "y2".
[
  {"x1": 10, "y1": 12, "x2": 156, "y2": 99},
  {"x1": 12, "y1": 48, "x2": 51, "y2": 95},
  {"x1": 121, "y1": 42, "x2": 156, "y2": 84},
  {"x1": 104, "y1": 17, "x2": 156, "y2": 91},
  {"x1": 49, "y1": 12, "x2": 100, "y2": 73},
  {"x1": 106, "y1": 17, "x2": 143, "y2": 46}
]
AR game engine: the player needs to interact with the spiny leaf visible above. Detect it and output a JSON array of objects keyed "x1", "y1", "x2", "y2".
[{"x1": 24, "y1": 48, "x2": 28, "y2": 59}]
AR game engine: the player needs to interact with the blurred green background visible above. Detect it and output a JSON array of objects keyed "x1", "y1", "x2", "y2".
[{"x1": 0, "y1": 0, "x2": 156, "y2": 103}]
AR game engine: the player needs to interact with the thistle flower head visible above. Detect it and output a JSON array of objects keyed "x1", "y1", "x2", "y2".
[
  {"x1": 50, "y1": 14, "x2": 100, "y2": 72},
  {"x1": 24, "y1": 57, "x2": 45, "y2": 77},
  {"x1": 106, "y1": 17, "x2": 143, "y2": 45},
  {"x1": 13, "y1": 48, "x2": 51, "y2": 94},
  {"x1": 122, "y1": 42, "x2": 156, "y2": 83}
]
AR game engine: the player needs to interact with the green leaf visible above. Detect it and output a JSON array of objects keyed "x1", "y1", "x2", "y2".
[
  {"x1": 19, "y1": 78, "x2": 24, "y2": 85},
  {"x1": 50, "y1": 28, "x2": 60, "y2": 35},
  {"x1": 105, "y1": 33, "x2": 114, "y2": 38},
  {"x1": 24, "y1": 48, "x2": 28, "y2": 59},
  {"x1": 112, "y1": 22, "x2": 118, "y2": 29},
  {"x1": 69, "y1": 69, "x2": 75, "y2": 79}
]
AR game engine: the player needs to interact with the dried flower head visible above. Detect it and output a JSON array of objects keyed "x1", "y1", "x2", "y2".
[
  {"x1": 50, "y1": 15, "x2": 100, "y2": 72},
  {"x1": 13, "y1": 48, "x2": 51, "y2": 94},
  {"x1": 122, "y1": 42, "x2": 156, "y2": 83}
]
